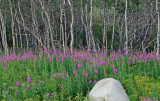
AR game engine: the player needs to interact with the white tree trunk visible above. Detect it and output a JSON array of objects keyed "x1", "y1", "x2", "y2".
[
  {"x1": 90, "y1": 0, "x2": 96, "y2": 51},
  {"x1": 0, "y1": 7, "x2": 8, "y2": 57},
  {"x1": 60, "y1": 2, "x2": 65, "y2": 53},
  {"x1": 156, "y1": 0, "x2": 160, "y2": 56},
  {"x1": 9, "y1": 0, "x2": 16, "y2": 54},
  {"x1": 86, "y1": 0, "x2": 90, "y2": 51},
  {"x1": 103, "y1": 0, "x2": 107, "y2": 50},
  {"x1": 125, "y1": 0, "x2": 128, "y2": 54},
  {"x1": 64, "y1": 0, "x2": 67, "y2": 51},
  {"x1": 67, "y1": 0, "x2": 74, "y2": 52}
]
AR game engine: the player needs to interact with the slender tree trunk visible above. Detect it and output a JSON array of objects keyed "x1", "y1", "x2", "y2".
[
  {"x1": 12, "y1": 6, "x2": 19, "y2": 48},
  {"x1": 17, "y1": 18, "x2": 22, "y2": 47},
  {"x1": 105, "y1": 6, "x2": 108, "y2": 51},
  {"x1": 40, "y1": 0, "x2": 50, "y2": 50},
  {"x1": 46, "y1": 1, "x2": 55, "y2": 50},
  {"x1": 64, "y1": 0, "x2": 67, "y2": 51},
  {"x1": 18, "y1": 0, "x2": 29, "y2": 50},
  {"x1": 0, "y1": 7, "x2": 8, "y2": 57},
  {"x1": 125, "y1": 0, "x2": 128, "y2": 54},
  {"x1": 86, "y1": 0, "x2": 90, "y2": 51},
  {"x1": 120, "y1": 15, "x2": 123, "y2": 49},
  {"x1": 12, "y1": 6, "x2": 20, "y2": 48},
  {"x1": 60, "y1": 3, "x2": 65, "y2": 53},
  {"x1": 111, "y1": 0, "x2": 117, "y2": 51},
  {"x1": 41, "y1": 10, "x2": 49, "y2": 50},
  {"x1": 131, "y1": 14, "x2": 134, "y2": 51},
  {"x1": 156, "y1": 0, "x2": 160, "y2": 56},
  {"x1": 31, "y1": 0, "x2": 38, "y2": 50},
  {"x1": 89, "y1": 0, "x2": 96, "y2": 51},
  {"x1": 67, "y1": 0, "x2": 74, "y2": 52},
  {"x1": 9, "y1": 0, "x2": 16, "y2": 54},
  {"x1": 16, "y1": 24, "x2": 19, "y2": 47},
  {"x1": 81, "y1": 0, "x2": 88, "y2": 49},
  {"x1": 103, "y1": 0, "x2": 107, "y2": 50},
  {"x1": 106, "y1": 15, "x2": 108, "y2": 51}
]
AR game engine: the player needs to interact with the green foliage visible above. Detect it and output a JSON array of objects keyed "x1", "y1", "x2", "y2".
[
  {"x1": 93, "y1": 23, "x2": 103, "y2": 43},
  {"x1": 0, "y1": 50, "x2": 160, "y2": 100},
  {"x1": 106, "y1": 24, "x2": 120, "y2": 51},
  {"x1": 131, "y1": 0, "x2": 140, "y2": 6}
]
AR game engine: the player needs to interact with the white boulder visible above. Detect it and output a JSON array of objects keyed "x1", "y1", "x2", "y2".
[{"x1": 89, "y1": 78, "x2": 129, "y2": 101}]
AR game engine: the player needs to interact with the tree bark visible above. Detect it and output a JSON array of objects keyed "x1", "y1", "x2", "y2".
[
  {"x1": 9, "y1": 0, "x2": 16, "y2": 54},
  {"x1": 89, "y1": 0, "x2": 96, "y2": 51},
  {"x1": 125, "y1": 0, "x2": 128, "y2": 54},
  {"x1": 103, "y1": 0, "x2": 107, "y2": 50},
  {"x1": 156, "y1": 0, "x2": 160, "y2": 56},
  {"x1": 111, "y1": 0, "x2": 117, "y2": 51},
  {"x1": 0, "y1": 6, "x2": 9, "y2": 57},
  {"x1": 67, "y1": 0, "x2": 74, "y2": 52},
  {"x1": 60, "y1": 2, "x2": 65, "y2": 53},
  {"x1": 64, "y1": 0, "x2": 67, "y2": 51},
  {"x1": 86, "y1": 0, "x2": 90, "y2": 51}
]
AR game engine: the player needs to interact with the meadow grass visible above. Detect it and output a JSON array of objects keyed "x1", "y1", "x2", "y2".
[{"x1": 0, "y1": 48, "x2": 160, "y2": 101}]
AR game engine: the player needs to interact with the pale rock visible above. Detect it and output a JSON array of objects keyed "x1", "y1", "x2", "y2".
[{"x1": 89, "y1": 78, "x2": 129, "y2": 101}]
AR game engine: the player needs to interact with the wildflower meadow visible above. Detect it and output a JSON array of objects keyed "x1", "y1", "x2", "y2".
[{"x1": 0, "y1": 48, "x2": 160, "y2": 101}]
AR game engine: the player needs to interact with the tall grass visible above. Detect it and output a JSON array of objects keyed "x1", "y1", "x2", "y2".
[{"x1": 0, "y1": 48, "x2": 160, "y2": 101}]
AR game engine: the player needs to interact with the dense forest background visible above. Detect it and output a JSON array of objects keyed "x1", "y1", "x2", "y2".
[{"x1": 0, "y1": 0, "x2": 160, "y2": 56}]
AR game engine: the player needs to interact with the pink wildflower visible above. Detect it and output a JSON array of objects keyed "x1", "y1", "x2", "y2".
[
  {"x1": 85, "y1": 72, "x2": 88, "y2": 78},
  {"x1": 54, "y1": 73, "x2": 58, "y2": 77},
  {"x1": 118, "y1": 49, "x2": 121, "y2": 54},
  {"x1": 54, "y1": 49, "x2": 57, "y2": 56},
  {"x1": 43, "y1": 49, "x2": 47, "y2": 54},
  {"x1": 66, "y1": 74, "x2": 69, "y2": 77},
  {"x1": 16, "y1": 81, "x2": 21, "y2": 86},
  {"x1": 73, "y1": 70, "x2": 77, "y2": 75},
  {"x1": 88, "y1": 80, "x2": 92, "y2": 84},
  {"x1": 114, "y1": 68, "x2": 118, "y2": 73},
  {"x1": 94, "y1": 69, "x2": 98, "y2": 74},
  {"x1": 27, "y1": 77, "x2": 31, "y2": 82},
  {"x1": 26, "y1": 85, "x2": 30, "y2": 88},
  {"x1": 128, "y1": 61, "x2": 131, "y2": 65},
  {"x1": 100, "y1": 61, "x2": 105, "y2": 66},
  {"x1": 78, "y1": 63, "x2": 81, "y2": 69},
  {"x1": 62, "y1": 76, "x2": 65, "y2": 79},
  {"x1": 4, "y1": 66, "x2": 8, "y2": 70},
  {"x1": 61, "y1": 85, "x2": 64, "y2": 89},
  {"x1": 49, "y1": 50, "x2": 52, "y2": 53}
]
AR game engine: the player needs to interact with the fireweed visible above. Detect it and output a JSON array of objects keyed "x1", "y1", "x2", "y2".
[{"x1": 0, "y1": 48, "x2": 160, "y2": 100}]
